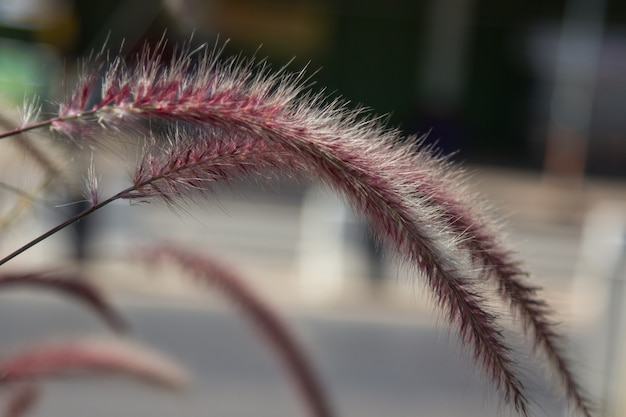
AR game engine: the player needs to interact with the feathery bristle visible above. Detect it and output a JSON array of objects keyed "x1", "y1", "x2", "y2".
[
  {"x1": 124, "y1": 126, "x2": 530, "y2": 414},
  {"x1": 1, "y1": 40, "x2": 593, "y2": 416}
]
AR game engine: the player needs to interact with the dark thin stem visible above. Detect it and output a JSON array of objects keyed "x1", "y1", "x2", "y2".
[
  {"x1": 0, "y1": 185, "x2": 133, "y2": 266},
  {"x1": 0, "y1": 157, "x2": 209, "y2": 266},
  {"x1": 0, "y1": 119, "x2": 56, "y2": 140},
  {"x1": 0, "y1": 110, "x2": 100, "y2": 141}
]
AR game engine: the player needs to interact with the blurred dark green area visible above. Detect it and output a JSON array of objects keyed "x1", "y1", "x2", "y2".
[{"x1": 1, "y1": 0, "x2": 625, "y2": 177}]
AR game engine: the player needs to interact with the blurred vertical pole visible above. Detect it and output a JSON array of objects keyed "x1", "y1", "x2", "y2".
[
  {"x1": 298, "y1": 185, "x2": 348, "y2": 304},
  {"x1": 543, "y1": 0, "x2": 606, "y2": 181},
  {"x1": 419, "y1": 0, "x2": 475, "y2": 112},
  {"x1": 603, "y1": 225, "x2": 626, "y2": 417},
  {"x1": 572, "y1": 202, "x2": 625, "y2": 417}
]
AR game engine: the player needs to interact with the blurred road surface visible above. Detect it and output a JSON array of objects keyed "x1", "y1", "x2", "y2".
[
  {"x1": 0, "y1": 293, "x2": 567, "y2": 417},
  {"x1": 1, "y1": 167, "x2": 626, "y2": 416}
]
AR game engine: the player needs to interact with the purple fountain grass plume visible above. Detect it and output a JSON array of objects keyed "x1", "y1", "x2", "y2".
[
  {"x1": 123, "y1": 129, "x2": 295, "y2": 202},
  {"x1": 462, "y1": 230, "x2": 593, "y2": 415},
  {"x1": 2, "y1": 383, "x2": 39, "y2": 417},
  {"x1": 392, "y1": 154, "x2": 594, "y2": 416},
  {"x1": 0, "y1": 338, "x2": 188, "y2": 390},
  {"x1": 0, "y1": 41, "x2": 594, "y2": 415},
  {"x1": 0, "y1": 271, "x2": 129, "y2": 334},
  {"x1": 143, "y1": 245, "x2": 335, "y2": 417},
  {"x1": 125, "y1": 128, "x2": 529, "y2": 415}
]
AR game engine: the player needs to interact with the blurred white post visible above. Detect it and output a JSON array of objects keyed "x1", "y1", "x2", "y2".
[
  {"x1": 297, "y1": 185, "x2": 349, "y2": 304},
  {"x1": 572, "y1": 202, "x2": 626, "y2": 416}
]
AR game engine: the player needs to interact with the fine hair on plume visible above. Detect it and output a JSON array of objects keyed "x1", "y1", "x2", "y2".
[{"x1": 0, "y1": 38, "x2": 594, "y2": 417}]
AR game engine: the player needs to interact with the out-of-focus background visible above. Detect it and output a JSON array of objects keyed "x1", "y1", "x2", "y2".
[{"x1": 0, "y1": 0, "x2": 625, "y2": 416}]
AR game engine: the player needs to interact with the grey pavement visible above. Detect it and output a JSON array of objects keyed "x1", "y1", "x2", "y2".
[{"x1": 0, "y1": 293, "x2": 565, "y2": 417}]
